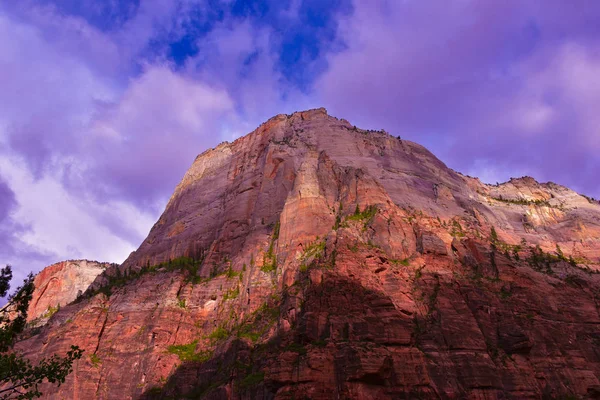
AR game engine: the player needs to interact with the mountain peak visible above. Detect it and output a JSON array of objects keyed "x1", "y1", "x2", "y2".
[{"x1": 16, "y1": 111, "x2": 600, "y2": 399}]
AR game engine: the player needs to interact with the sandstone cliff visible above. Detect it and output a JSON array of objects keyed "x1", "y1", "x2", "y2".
[
  {"x1": 27, "y1": 260, "x2": 112, "y2": 326},
  {"x1": 14, "y1": 108, "x2": 600, "y2": 399}
]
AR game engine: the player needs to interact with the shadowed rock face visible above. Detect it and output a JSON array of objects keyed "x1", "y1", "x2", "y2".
[
  {"x1": 14, "y1": 108, "x2": 600, "y2": 399},
  {"x1": 26, "y1": 260, "x2": 112, "y2": 325}
]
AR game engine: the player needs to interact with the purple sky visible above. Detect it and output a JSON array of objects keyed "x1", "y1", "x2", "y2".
[{"x1": 1, "y1": 0, "x2": 599, "y2": 281}]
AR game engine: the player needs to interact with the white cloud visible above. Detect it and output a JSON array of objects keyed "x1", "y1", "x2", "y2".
[
  {"x1": 0, "y1": 157, "x2": 153, "y2": 266},
  {"x1": 0, "y1": 5, "x2": 239, "y2": 275}
]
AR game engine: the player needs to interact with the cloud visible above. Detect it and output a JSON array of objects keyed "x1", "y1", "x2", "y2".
[
  {"x1": 3, "y1": 0, "x2": 600, "y2": 285},
  {"x1": 0, "y1": 0, "x2": 309, "y2": 280},
  {"x1": 0, "y1": 158, "x2": 149, "y2": 266},
  {"x1": 2, "y1": 2, "x2": 239, "y2": 207},
  {"x1": 185, "y1": 18, "x2": 315, "y2": 138},
  {"x1": 0, "y1": 3, "x2": 239, "y2": 278},
  {"x1": 81, "y1": 65, "x2": 235, "y2": 208},
  {"x1": 317, "y1": 0, "x2": 600, "y2": 197},
  {"x1": 0, "y1": 173, "x2": 56, "y2": 284},
  {"x1": 0, "y1": 9, "x2": 118, "y2": 175}
]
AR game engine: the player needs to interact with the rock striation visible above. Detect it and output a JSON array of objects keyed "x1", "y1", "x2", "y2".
[
  {"x1": 26, "y1": 260, "x2": 112, "y2": 326},
  {"x1": 14, "y1": 108, "x2": 600, "y2": 399}
]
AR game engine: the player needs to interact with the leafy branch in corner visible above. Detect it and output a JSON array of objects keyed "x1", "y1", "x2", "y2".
[{"x1": 0, "y1": 265, "x2": 83, "y2": 399}]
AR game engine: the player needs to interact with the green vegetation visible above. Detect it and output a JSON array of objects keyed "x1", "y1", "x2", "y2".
[
  {"x1": 489, "y1": 227, "x2": 498, "y2": 271},
  {"x1": 333, "y1": 202, "x2": 343, "y2": 230},
  {"x1": 389, "y1": 258, "x2": 410, "y2": 266},
  {"x1": 260, "y1": 258, "x2": 277, "y2": 273},
  {"x1": 299, "y1": 240, "x2": 326, "y2": 272},
  {"x1": 329, "y1": 247, "x2": 337, "y2": 269},
  {"x1": 450, "y1": 219, "x2": 465, "y2": 238},
  {"x1": 414, "y1": 265, "x2": 424, "y2": 280},
  {"x1": 237, "y1": 327, "x2": 261, "y2": 342},
  {"x1": 271, "y1": 136, "x2": 293, "y2": 146},
  {"x1": 568, "y1": 255, "x2": 579, "y2": 268},
  {"x1": 272, "y1": 221, "x2": 280, "y2": 240},
  {"x1": 486, "y1": 227, "x2": 525, "y2": 260},
  {"x1": 285, "y1": 342, "x2": 307, "y2": 355},
  {"x1": 135, "y1": 325, "x2": 147, "y2": 338},
  {"x1": 235, "y1": 300, "x2": 281, "y2": 343},
  {"x1": 167, "y1": 340, "x2": 212, "y2": 363},
  {"x1": 555, "y1": 244, "x2": 565, "y2": 260},
  {"x1": 522, "y1": 244, "x2": 592, "y2": 276},
  {"x1": 262, "y1": 221, "x2": 280, "y2": 272},
  {"x1": 347, "y1": 204, "x2": 377, "y2": 224},
  {"x1": 88, "y1": 253, "x2": 207, "y2": 299},
  {"x1": 491, "y1": 196, "x2": 551, "y2": 207},
  {"x1": 527, "y1": 244, "x2": 597, "y2": 275},
  {"x1": 512, "y1": 248, "x2": 520, "y2": 261},
  {"x1": 176, "y1": 298, "x2": 186, "y2": 309},
  {"x1": 366, "y1": 240, "x2": 381, "y2": 250},
  {"x1": 225, "y1": 264, "x2": 242, "y2": 279},
  {"x1": 154, "y1": 256, "x2": 205, "y2": 281},
  {"x1": 490, "y1": 226, "x2": 499, "y2": 245},
  {"x1": 208, "y1": 326, "x2": 229, "y2": 341},
  {"x1": 42, "y1": 304, "x2": 60, "y2": 319},
  {"x1": 0, "y1": 265, "x2": 84, "y2": 399},
  {"x1": 223, "y1": 286, "x2": 240, "y2": 301},
  {"x1": 239, "y1": 372, "x2": 264, "y2": 389},
  {"x1": 89, "y1": 353, "x2": 101, "y2": 368}
]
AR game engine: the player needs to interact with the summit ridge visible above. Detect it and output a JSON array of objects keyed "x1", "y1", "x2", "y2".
[{"x1": 16, "y1": 110, "x2": 600, "y2": 399}]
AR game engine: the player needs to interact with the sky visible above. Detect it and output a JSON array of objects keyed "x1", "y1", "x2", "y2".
[{"x1": 1, "y1": 0, "x2": 600, "y2": 282}]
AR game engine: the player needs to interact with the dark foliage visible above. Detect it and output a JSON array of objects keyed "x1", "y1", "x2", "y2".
[{"x1": 0, "y1": 265, "x2": 83, "y2": 399}]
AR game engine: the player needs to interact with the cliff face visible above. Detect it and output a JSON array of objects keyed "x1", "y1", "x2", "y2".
[
  {"x1": 15, "y1": 108, "x2": 600, "y2": 399},
  {"x1": 26, "y1": 260, "x2": 111, "y2": 326}
]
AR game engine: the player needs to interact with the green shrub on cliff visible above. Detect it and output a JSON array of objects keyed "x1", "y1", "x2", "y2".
[
  {"x1": 347, "y1": 204, "x2": 377, "y2": 223},
  {"x1": 299, "y1": 240, "x2": 326, "y2": 272},
  {"x1": 239, "y1": 372, "x2": 264, "y2": 389},
  {"x1": 42, "y1": 304, "x2": 60, "y2": 319},
  {"x1": 167, "y1": 340, "x2": 212, "y2": 363},
  {"x1": 223, "y1": 286, "x2": 239, "y2": 300},
  {"x1": 262, "y1": 221, "x2": 280, "y2": 273}
]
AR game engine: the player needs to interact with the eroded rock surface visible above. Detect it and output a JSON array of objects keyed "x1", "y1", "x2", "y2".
[
  {"x1": 27, "y1": 260, "x2": 112, "y2": 325},
  {"x1": 15, "y1": 108, "x2": 600, "y2": 399}
]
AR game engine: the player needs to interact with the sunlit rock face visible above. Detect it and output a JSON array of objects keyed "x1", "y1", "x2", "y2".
[
  {"x1": 15, "y1": 109, "x2": 600, "y2": 399},
  {"x1": 26, "y1": 260, "x2": 112, "y2": 326}
]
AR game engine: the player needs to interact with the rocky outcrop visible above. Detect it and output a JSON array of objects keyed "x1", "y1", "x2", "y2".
[
  {"x1": 14, "y1": 108, "x2": 600, "y2": 399},
  {"x1": 27, "y1": 260, "x2": 111, "y2": 325},
  {"x1": 417, "y1": 231, "x2": 448, "y2": 255}
]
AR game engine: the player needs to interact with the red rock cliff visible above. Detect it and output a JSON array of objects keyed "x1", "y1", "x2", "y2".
[
  {"x1": 27, "y1": 260, "x2": 111, "y2": 325},
  {"x1": 15, "y1": 108, "x2": 600, "y2": 399}
]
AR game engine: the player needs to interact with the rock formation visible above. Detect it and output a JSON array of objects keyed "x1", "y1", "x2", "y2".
[
  {"x1": 26, "y1": 260, "x2": 112, "y2": 326},
  {"x1": 14, "y1": 108, "x2": 600, "y2": 399}
]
